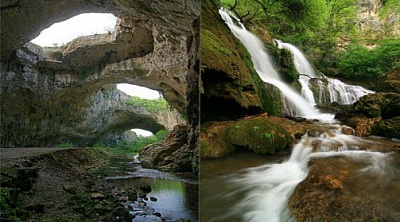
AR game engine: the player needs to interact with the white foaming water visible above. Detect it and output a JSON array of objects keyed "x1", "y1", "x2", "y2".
[
  {"x1": 274, "y1": 39, "x2": 374, "y2": 105},
  {"x1": 231, "y1": 129, "x2": 391, "y2": 222},
  {"x1": 232, "y1": 143, "x2": 311, "y2": 222},
  {"x1": 219, "y1": 9, "x2": 322, "y2": 118},
  {"x1": 325, "y1": 76, "x2": 374, "y2": 104},
  {"x1": 275, "y1": 39, "x2": 317, "y2": 106}
]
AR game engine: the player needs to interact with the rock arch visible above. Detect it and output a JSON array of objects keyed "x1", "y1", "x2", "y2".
[{"x1": 0, "y1": 0, "x2": 199, "y2": 154}]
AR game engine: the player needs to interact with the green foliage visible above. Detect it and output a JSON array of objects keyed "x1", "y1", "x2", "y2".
[
  {"x1": 94, "y1": 130, "x2": 169, "y2": 154},
  {"x1": 202, "y1": 29, "x2": 233, "y2": 56},
  {"x1": 0, "y1": 187, "x2": 23, "y2": 221},
  {"x1": 220, "y1": 0, "x2": 358, "y2": 65},
  {"x1": 264, "y1": 132, "x2": 272, "y2": 139},
  {"x1": 155, "y1": 129, "x2": 168, "y2": 140},
  {"x1": 337, "y1": 38, "x2": 400, "y2": 79},
  {"x1": 379, "y1": 0, "x2": 400, "y2": 18},
  {"x1": 128, "y1": 96, "x2": 167, "y2": 113}
]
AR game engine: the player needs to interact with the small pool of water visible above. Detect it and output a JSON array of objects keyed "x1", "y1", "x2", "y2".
[{"x1": 105, "y1": 155, "x2": 198, "y2": 221}]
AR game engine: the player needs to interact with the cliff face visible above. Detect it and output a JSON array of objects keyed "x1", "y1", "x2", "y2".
[
  {"x1": 0, "y1": 0, "x2": 199, "y2": 152},
  {"x1": 356, "y1": 0, "x2": 400, "y2": 38}
]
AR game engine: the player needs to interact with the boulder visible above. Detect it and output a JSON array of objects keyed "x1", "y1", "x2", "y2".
[
  {"x1": 200, "y1": 121, "x2": 235, "y2": 158},
  {"x1": 227, "y1": 117, "x2": 293, "y2": 155},
  {"x1": 336, "y1": 92, "x2": 400, "y2": 138},
  {"x1": 139, "y1": 124, "x2": 192, "y2": 172}
]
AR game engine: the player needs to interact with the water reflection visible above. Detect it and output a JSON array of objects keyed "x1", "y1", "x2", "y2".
[{"x1": 106, "y1": 156, "x2": 198, "y2": 221}]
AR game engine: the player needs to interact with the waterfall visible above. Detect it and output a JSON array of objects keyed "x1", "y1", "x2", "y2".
[
  {"x1": 274, "y1": 39, "x2": 317, "y2": 106},
  {"x1": 217, "y1": 9, "x2": 393, "y2": 222},
  {"x1": 274, "y1": 40, "x2": 374, "y2": 105},
  {"x1": 324, "y1": 76, "x2": 374, "y2": 104},
  {"x1": 219, "y1": 9, "x2": 324, "y2": 119}
]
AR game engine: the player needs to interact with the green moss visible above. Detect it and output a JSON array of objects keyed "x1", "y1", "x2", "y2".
[
  {"x1": 227, "y1": 118, "x2": 293, "y2": 154},
  {"x1": 201, "y1": 29, "x2": 233, "y2": 56}
]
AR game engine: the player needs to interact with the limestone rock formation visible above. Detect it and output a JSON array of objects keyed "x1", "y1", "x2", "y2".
[
  {"x1": 356, "y1": 0, "x2": 400, "y2": 38},
  {"x1": 0, "y1": 0, "x2": 200, "y2": 173},
  {"x1": 139, "y1": 124, "x2": 192, "y2": 172}
]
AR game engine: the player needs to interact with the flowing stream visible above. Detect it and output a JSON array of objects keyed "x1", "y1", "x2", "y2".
[
  {"x1": 105, "y1": 155, "x2": 198, "y2": 221},
  {"x1": 205, "y1": 8, "x2": 400, "y2": 222}
]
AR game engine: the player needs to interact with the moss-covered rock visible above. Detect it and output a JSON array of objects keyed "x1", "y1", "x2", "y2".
[
  {"x1": 354, "y1": 93, "x2": 400, "y2": 118},
  {"x1": 200, "y1": 121, "x2": 235, "y2": 158},
  {"x1": 373, "y1": 116, "x2": 400, "y2": 139},
  {"x1": 200, "y1": 0, "x2": 284, "y2": 121},
  {"x1": 336, "y1": 92, "x2": 400, "y2": 138},
  {"x1": 375, "y1": 64, "x2": 400, "y2": 94},
  {"x1": 227, "y1": 117, "x2": 293, "y2": 154}
]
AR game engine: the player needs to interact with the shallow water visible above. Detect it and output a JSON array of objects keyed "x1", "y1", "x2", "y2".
[{"x1": 105, "y1": 155, "x2": 198, "y2": 221}]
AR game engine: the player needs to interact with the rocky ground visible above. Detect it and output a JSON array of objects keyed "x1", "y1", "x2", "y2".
[{"x1": 0, "y1": 148, "x2": 133, "y2": 221}]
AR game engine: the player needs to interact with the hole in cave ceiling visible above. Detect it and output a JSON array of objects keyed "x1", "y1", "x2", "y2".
[
  {"x1": 31, "y1": 13, "x2": 118, "y2": 47},
  {"x1": 117, "y1": 83, "x2": 162, "y2": 100},
  {"x1": 131, "y1": 128, "x2": 154, "y2": 137}
]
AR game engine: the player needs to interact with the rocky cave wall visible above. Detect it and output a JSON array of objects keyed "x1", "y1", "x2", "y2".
[{"x1": 0, "y1": 0, "x2": 200, "y2": 149}]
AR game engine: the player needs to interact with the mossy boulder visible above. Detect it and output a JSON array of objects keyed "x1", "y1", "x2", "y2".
[
  {"x1": 200, "y1": 115, "x2": 324, "y2": 158},
  {"x1": 373, "y1": 116, "x2": 400, "y2": 139},
  {"x1": 227, "y1": 117, "x2": 294, "y2": 154},
  {"x1": 200, "y1": 121, "x2": 235, "y2": 158},
  {"x1": 375, "y1": 67, "x2": 400, "y2": 94},
  {"x1": 336, "y1": 92, "x2": 400, "y2": 138},
  {"x1": 354, "y1": 93, "x2": 400, "y2": 118}
]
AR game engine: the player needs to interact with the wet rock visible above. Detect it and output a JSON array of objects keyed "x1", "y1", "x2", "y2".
[
  {"x1": 112, "y1": 206, "x2": 133, "y2": 221},
  {"x1": 341, "y1": 126, "x2": 354, "y2": 135},
  {"x1": 336, "y1": 92, "x2": 400, "y2": 137},
  {"x1": 139, "y1": 185, "x2": 152, "y2": 193},
  {"x1": 90, "y1": 192, "x2": 105, "y2": 200},
  {"x1": 321, "y1": 175, "x2": 343, "y2": 190},
  {"x1": 127, "y1": 190, "x2": 138, "y2": 201},
  {"x1": 150, "y1": 196, "x2": 158, "y2": 202},
  {"x1": 284, "y1": 115, "x2": 307, "y2": 122}
]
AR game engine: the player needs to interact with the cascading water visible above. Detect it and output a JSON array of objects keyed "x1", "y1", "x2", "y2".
[
  {"x1": 214, "y1": 8, "x2": 398, "y2": 222},
  {"x1": 274, "y1": 39, "x2": 374, "y2": 105},
  {"x1": 325, "y1": 76, "x2": 374, "y2": 104},
  {"x1": 274, "y1": 39, "x2": 317, "y2": 106},
  {"x1": 219, "y1": 9, "x2": 323, "y2": 119}
]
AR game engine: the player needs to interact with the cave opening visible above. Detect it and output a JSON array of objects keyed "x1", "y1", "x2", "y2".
[
  {"x1": 117, "y1": 83, "x2": 162, "y2": 100},
  {"x1": 30, "y1": 13, "x2": 118, "y2": 47}
]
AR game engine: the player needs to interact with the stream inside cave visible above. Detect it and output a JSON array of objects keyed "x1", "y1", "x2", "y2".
[
  {"x1": 201, "y1": 9, "x2": 400, "y2": 222},
  {"x1": 105, "y1": 155, "x2": 198, "y2": 221}
]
